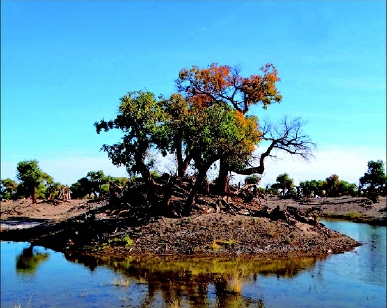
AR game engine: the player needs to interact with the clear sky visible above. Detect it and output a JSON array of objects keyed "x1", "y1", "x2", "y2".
[{"x1": 1, "y1": 1, "x2": 386, "y2": 187}]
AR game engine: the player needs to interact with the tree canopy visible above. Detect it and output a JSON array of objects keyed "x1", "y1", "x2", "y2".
[
  {"x1": 1, "y1": 161, "x2": 61, "y2": 202},
  {"x1": 16, "y1": 160, "x2": 45, "y2": 203},
  {"x1": 94, "y1": 63, "x2": 317, "y2": 213},
  {"x1": 273, "y1": 173, "x2": 294, "y2": 196},
  {"x1": 95, "y1": 91, "x2": 169, "y2": 183},
  {"x1": 0, "y1": 178, "x2": 18, "y2": 200},
  {"x1": 360, "y1": 160, "x2": 386, "y2": 201},
  {"x1": 176, "y1": 63, "x2": 282, "y2": 114}
]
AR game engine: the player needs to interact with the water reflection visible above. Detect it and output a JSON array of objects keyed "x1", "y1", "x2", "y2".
[
  {"x1": 16, "y1": 245, "x2": 50, "y2": 274},
  {"x1": 321, "y1": 219, "x2": 386, "y2": 287},
  {"x1": 66, "y1": 254, "x2": 325, "y2": 307}
]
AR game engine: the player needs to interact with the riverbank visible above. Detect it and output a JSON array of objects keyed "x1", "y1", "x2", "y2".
[{"x1": 2, "y1": 195, "x2": 382, "y2": 259}]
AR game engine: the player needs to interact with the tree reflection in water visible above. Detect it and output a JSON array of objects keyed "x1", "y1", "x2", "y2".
[
  {"x1": 16, "y1": 245, "x2": 50, "y2": 274},
  {"x1": 66, "y1": 254, "x2": 325, "y2": 308}
]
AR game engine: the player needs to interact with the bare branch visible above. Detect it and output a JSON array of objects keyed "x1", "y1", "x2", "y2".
[{"x1": 233, "y1": 116, "x2": 317, "y2": 175}]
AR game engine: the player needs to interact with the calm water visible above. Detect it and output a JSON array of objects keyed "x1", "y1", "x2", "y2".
[{"x1": 1, "y1": 220, "x2": 386, "y2": 308}]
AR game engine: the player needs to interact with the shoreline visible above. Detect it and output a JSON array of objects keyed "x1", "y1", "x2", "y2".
[{"x1": 1, "y1": 196, "x2": 385, "y2": 260}]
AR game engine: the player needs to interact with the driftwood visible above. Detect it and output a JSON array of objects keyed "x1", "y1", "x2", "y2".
[{"x1": 233, "y1": 184, "x2": 265, "y2": 203}]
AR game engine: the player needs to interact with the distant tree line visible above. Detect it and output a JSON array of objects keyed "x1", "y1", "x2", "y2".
[
  {"x1": 246, "y1": 159, "x2": 386, "y2": 202},
  {"x1": 0, "y1": 160, "x2": 132, "y2": 203},
  {"x1": 1, "y1": 159, "x2": 385, "y2": 203}
]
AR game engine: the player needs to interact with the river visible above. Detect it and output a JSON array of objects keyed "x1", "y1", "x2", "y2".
[{"x1": 1, "y1": 220, "x2": 385, "y2": 308}]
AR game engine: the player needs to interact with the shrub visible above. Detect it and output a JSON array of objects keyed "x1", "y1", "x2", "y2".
[{"x1": 245, "y1": 175, "x2": 260, "y2": 185}]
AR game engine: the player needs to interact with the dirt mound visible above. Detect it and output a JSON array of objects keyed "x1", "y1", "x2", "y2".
[{"x1": 2, "y1": 178, "x2": 382, "y2": 259}]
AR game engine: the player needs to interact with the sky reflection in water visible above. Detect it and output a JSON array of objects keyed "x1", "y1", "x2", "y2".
[{"x1": 1, "y1": 220, "x2": 386, "y2": 308}]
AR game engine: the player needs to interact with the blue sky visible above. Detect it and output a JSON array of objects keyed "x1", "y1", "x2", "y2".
[{"x1": 1, "y1": 1, "x2": 386, "y2": 186}]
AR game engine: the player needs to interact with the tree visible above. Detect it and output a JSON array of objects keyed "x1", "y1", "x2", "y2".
[
  {"x1": 96, "y1": 64, "x2": 316, "y2": 213},
  {"x1": 16, "y1": 160, "x2": 46, "y2": 204},
  {"x1": 45, "y1": 182, "x2": 62, "y2": 200},
  {"x1": 70, "y1": 180, "x2": 89, "y2": 199},
  {"x1": 359, "y1": 160, "x2": 387, "y2": 201},
  {"x1": 0, "y1": 178, "x2": 18, "y2": 200},
  {"x1": 232, "y1": 117, "x2": 316, "y2": 176},
  {"x1": 324, "y1": 174, "x2": 340, "y2": 197},
  {"x1": 274, "y1": 173, "x2": 294, "y2": 196},
  {"x1": 299, "y1": 179, "x2": 325, "y2": 197},
  {"x1": 176, "y1": 63, "x2": 282, "y2": 193},
  {"x1": 86, "y1": 170, "x2": 107, "y2": 197},
  {"x1": 70, "y1": 172, "x2": 104, "y2": 199},
  {"x1": 176, "y1": 63, "x2": 282, "y2": 114},
  {"x1": 338, "y1": 180, "x2": 357, "y2": 197},
  {"x1": 245, "y1": 175, "x2": 261, "y2": 185},
  {"x1": 95, "y1": 91, "x2": 169, "y2": 184},
  {"x1": 182, "y1": 103, "x2": 261, "y2": 209},
  {"x1": 161, "y1": 93, "x2": 192, "y2": 177},
  {"x1": 176, "y1": 64, "x2": 316, "y2": 193},
  {"x1": 37, "y1": 172, "x2": 55, "y2": 199}
]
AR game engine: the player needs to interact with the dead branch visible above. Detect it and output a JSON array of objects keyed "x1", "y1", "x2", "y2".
[{"x1": 233, "y1": 116, "x2": 317, "y2": 175}]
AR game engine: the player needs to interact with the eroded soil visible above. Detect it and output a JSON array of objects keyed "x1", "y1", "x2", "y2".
[{"x1": 2, "y1": 194, "x2": 384, "y2": 259}]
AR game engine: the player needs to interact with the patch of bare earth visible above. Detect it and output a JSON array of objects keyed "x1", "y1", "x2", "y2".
[
  {"x1": 94, "y1": 213, "x2": 359, "y2": 259},
  {"x1": 2, "y1": 194, "x2": 383, "y2": 259}
]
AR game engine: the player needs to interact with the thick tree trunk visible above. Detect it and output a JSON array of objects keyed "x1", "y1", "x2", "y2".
[
  {"x1": 176, "y1": 141, "x2": 192, "y2": 177},
  {"x1": 135, "y1": 142, "x2": 152, "y2": 184},
  {"x1": 185, "y1": 171, "x2": 207, "y2": 214},
  {"x1": 216, "y1": 158, "x2": 230, "y2": 195},
  {"x1": 32, "y1": 186, "x2": 37, "y2": 204},
  {"x1": 231, "y1": 141, "x2": 276, "y2": 176},
  {"x1": 185, "y1": 162, "x2": 213, "y2": 214},
  {"x1": 178, "y1": 161, "x2": 189, "y2": 177}
]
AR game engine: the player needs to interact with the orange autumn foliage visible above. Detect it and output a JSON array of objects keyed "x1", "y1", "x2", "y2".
[{"x1": 177, "y1": 63, "x2": 282, "y2": 114}]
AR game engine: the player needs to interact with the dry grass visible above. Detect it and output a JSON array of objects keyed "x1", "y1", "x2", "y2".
[
  {"x1": 111, "y1": 277, "x2": 130, "y2": 287},
  {"x1": 167, "y1": 299, "x2": 183, "y2": 308},
  {"x1": 210, "y1": 240, "x2": 220, "y2": 251},
  {"x1": 226, "y1": 274, "x2": 242, "y2": 294}
]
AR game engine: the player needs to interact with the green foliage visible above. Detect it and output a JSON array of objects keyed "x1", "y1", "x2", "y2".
[
  {"x1": 70, "y1": 173, "x2": 129, "y2": 199},
  {"x1": 150, "y1": 170, "x2": 160, "y2": 179},
  {"x1": 16, "y1": 246, "x2": 49, "y2": 274},
  {"x1": 299, "y1": 177, "x2": 357, "y2": 197},
  {"x1": 181, "y1": 104, "x2": 260, "y2": 174},
  {"x1": 15, "y1": 160, "x2": 55, "y2": 202},
  {"x1": 0, "y1": 178, "x2": 18, "y2": 200},
  {"x1": 45, "y1": 182, "x2": 62, "y2": 200},
  {"x1": 299, "y1": 180, "x2": 325, "y2": 197},
  {"x1": 16, "y1": 160, "x2": 42, "y2": 187},
  {"x1": 360, "y1": 160, "x2": 387, "y2": 197},
  {"x1": 123, "y1": 235, "x2": 134, "y2": 247},
  {"x1": 338, "y1": 180, "x2": 358, "y2": 197},
  {"x1": 108, "y1": 235, "x2": 134, "y2": 247},
  {"x1": 267, "y1": 184, "x2": 279, "y2": 195},
  {"x1": 70, "y1": 179, "x2": 89, "y2": 199},
  {"x1": 324, "y1": 174, "x2": 340, "y2": 197},
  {"x1": 95, "y1": 91, "x2": 170, "y2": 181},
  {"x1": 275, "y1": 173, "x2": 294, "y2": 196},
  {"x1": 245, "y1": 175, "x2": 261, "y2": 185},
  {"x1": 86, "y1": 170, "x2": 107, "y2": 197}
]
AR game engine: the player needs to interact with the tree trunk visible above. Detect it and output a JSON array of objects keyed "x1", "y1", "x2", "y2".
[
  {"x1": 178, "y1": 161, "x2": 188, "y2": 177},
  {"x1": 185, "y1": 164, "x2": 212, "y2": 214},
  {"x1": 231, "y1": 140, "x2": 276, "y2": 176},
  {"x1": 216, "y1": 158, "x2": 230, "y2": 195},
  {"x1": 174, "y1": 135, "x2": 194, "y2": 177},
  {"x1": 135, "y1": 141, "x2": 152, "y2": 184},
  {"x1": 32, "y1": 186, "x2": 37, "y2": 204},
  {"x1": 175, "y1": 137, "x2": 185, "y2": 177}
]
